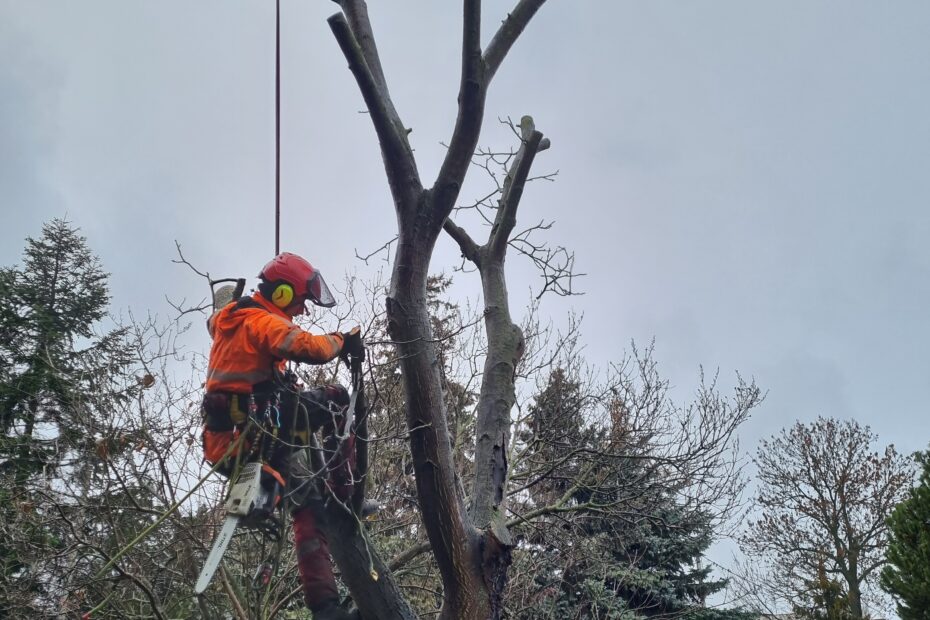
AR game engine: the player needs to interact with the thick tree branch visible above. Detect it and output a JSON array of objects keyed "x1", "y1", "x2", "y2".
[
  {"x1": 314, "y1": 499, "x2": 417, "y2": 620},
  {"x1": 484, "y1": 0, "x2": 548, "y2": 83},
  {"x1": 489, "y1": 116, "x2": 544, "y2": 259},
  {"x1": 431, "y1": 1, "x2": 494, "y2": 227},
  {"x1": 463, "y1": 0, "x2": 483, "y2": 78},
  {"x1": 443, "y1": 219, "x2": 482, "y2": 266},
  {"x1": 332, "y1": 0, "x2": 392, "y2": 96},
  {"x1": 327, "y1": 13, "x2": 422, "y2": 213}
]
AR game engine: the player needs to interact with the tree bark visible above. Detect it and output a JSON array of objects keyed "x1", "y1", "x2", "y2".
[
  {"x1": 326, "y1": 2, "x2": 549, "y2": 617},
  {"x1": 312, "y1": 500, "x2": 418, "y2": 620}
]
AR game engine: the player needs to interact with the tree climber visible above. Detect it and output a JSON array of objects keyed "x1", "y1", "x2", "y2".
[{"x1": 201, "y1": 252, "x2": 364, "y2": 620}]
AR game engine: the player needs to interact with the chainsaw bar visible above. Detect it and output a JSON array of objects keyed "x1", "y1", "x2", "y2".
[
  {"x1": 195, "y1": 462, "x2": 275, "y2": 594},
  {"x1": 195, "y1": 514, "x2": 240, "y2": 594}
]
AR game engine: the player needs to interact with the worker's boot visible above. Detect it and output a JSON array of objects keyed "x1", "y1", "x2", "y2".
[{"x1": 309, "y1": 598, "x2": 360, "y2": 620}]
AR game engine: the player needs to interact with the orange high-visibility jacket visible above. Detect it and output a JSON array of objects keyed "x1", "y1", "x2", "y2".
[{"x1": 205, "y1": 293, "x2": 344, "y2": 393}]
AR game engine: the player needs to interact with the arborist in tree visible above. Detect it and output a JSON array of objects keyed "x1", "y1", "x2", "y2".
[{"x1": 201, "y1": 252, "x2": 365, "y2": 620}]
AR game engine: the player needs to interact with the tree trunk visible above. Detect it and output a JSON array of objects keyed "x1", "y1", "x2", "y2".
[
  {"x1": 16, "y1": 397, "x2": 39, "y2": 484},
  {"x1": 314, "y1": 501, "x2": 417, "y2": 620},
  {"x1": 387, "y1": 232, "x2": 491, "y2": 618},
  {"x1": 326, "y1": 3, "x2": 549, "y2": 616}
]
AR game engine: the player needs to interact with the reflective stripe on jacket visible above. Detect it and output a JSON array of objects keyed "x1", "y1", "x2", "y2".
[{"x1": 205, "y1": 293, "x2": 344, "y2": 393}]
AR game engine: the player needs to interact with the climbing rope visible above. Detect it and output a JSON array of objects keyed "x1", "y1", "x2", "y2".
[{"x1": 274, "y1": 0, "x2": 281, "y2": 254}]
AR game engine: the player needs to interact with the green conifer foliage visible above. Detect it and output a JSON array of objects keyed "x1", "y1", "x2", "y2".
[
  {"x1": 512, "y1": 367, "x2": 757, "y2": 620},
  {"x1": 0, "y1": 218, "x2": 131, "y2": 478},
  {"x1": 880, "y1": 449, "x2": 930, "y2": 620},
  {"x1": 0, "y1": 219, "x2": 136, "y2": 614}
]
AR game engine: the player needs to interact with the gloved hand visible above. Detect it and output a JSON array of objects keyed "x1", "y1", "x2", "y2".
[{"x1": 340, "y1": 326, "x2": 365, "y2": 362}]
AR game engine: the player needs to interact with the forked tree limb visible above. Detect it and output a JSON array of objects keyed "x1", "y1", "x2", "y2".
[{"x1": 327, "y1": 1, "x2": 550, "y2": 617}]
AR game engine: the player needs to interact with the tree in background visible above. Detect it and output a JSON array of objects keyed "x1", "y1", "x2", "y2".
[
  {"x1": 880, "y1": 447, "x2": 930, "y2": 620},
  {"x1": 742, "y1": 417, "x2": 914, "y2": 618},
  {"x1": 0, "y1": 218, "x2": 132, "y2": 479},
  {"x1": 0, "y1": 220, "x2": 212, "y2": 619},
  {"x1": 0, "y1": 219, "x2": 135, "y2": 609},
  {"x1": 506, "y1": 356, "x2": 759, "y2": 620}
]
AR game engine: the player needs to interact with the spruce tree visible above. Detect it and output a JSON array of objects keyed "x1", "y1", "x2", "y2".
[
  {"x1": 0, "y1": 218, "x2": 131, "y2": 479},
  {"x1": 881, "y1": 449, "x2": 930, "y2": 620},
  {"x1": 515, "y1": 367, "x2": 755, "y2": 620},
  {"x1": 0, "y1": 219, "x2": 135, "y2": 613}
]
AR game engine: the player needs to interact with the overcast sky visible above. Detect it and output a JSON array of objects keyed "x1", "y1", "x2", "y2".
[{"x1": 3, "y1": 1, "x2": 929, "y2": 612}]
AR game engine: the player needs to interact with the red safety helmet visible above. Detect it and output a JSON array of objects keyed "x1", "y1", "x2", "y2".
[{"x1": 258, "y1": 252, "x2": 336, "y2": 308}]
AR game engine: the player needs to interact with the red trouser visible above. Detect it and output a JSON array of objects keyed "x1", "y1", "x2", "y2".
[
  {"x1": 293, "y1": 507, "x2": 338, "y2": 606},
  {"x1": 292, "y1": 432, "x2": 356, "y2": 609}
]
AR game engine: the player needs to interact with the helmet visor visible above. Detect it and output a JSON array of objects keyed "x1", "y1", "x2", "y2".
[{"x1": 307, "y1": 271, "x2": 336, "y2": 308}]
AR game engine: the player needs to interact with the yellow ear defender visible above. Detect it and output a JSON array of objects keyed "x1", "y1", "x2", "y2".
[{"x1": 271, "y1": 282, "x2": 295, "y2": 308}]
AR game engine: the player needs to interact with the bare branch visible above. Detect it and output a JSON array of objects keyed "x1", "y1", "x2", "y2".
[
  {"x1": 443, "y1": 219, "x2": 482, "y2": 266},
  {"x1": 355, "y1": 235, "x2": 398, "y2": 265},
  {"x1": 484, "y1": 0, "x2": 548, "y2": 83},
  {"x1": 489, "y1": 116, "x2": 544, "y2": 258},
  {"x1": 332, "y1": 0, "x2": 392, "y2": 96}
]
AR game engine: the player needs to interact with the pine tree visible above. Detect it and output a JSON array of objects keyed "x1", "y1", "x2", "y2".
[{"x1": 880, "y1": 449, "x2": 930, "y2": 620}]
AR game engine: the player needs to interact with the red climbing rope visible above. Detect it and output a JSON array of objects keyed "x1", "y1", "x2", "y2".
[{"x1": 275, "y1": 0, "x2": 281, "y2": 255}]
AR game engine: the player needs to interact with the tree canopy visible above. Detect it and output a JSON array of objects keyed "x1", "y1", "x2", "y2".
[{"x1": 742, "y1": 417, "x2": 914, "y2": 618}]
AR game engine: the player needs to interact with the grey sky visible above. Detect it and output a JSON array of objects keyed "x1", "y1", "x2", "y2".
[{"x1": 3, "y1": 1, "x2": 929, "y2": 612}]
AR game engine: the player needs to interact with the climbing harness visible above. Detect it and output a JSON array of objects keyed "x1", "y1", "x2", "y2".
[{"x1": 194, "y1": 392, "x2": 287, "y2": 594}]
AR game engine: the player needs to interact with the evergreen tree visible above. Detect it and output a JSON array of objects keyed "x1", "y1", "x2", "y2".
[
  {"x1": 514, "y1": 367, "x2": 756, "y2": 620},
  {"x1": 0, "y1": 218, "x2": 131, "y2": 478},
  {"x1": 0, "y1": 219, "x2": 136, "y2": 614},
  {"x1": 880, "y1": 449, "x2": 930, "y2": 620},
  {"x1": 794, "y1": 562, "x2": 856, "y2": 620}
]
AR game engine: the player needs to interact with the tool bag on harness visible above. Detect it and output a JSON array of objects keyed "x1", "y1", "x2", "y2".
[{"x1": 201, "y1": 389, "x2": 289, "y2": 489}]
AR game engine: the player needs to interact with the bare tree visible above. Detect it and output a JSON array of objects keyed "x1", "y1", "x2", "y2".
[
  {"x1": 741, "y1": 417, "x2": 914, "y2": 618},
  {"x1": 320, "y1": 2, "x2": 552, "y2": 618}
]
